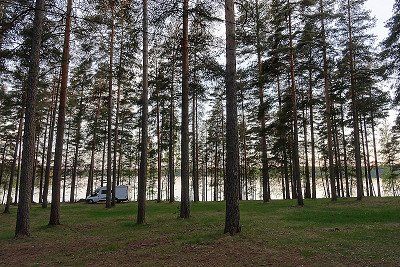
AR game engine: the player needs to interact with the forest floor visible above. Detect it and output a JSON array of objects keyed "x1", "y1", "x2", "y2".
[{"x1": 1, "y1": 197, "x2": 400, "y2": 266}]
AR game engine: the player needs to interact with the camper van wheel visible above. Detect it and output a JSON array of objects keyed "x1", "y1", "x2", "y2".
[{"x1": 116, "y1": 199, "x2": 121, "y2": 203}]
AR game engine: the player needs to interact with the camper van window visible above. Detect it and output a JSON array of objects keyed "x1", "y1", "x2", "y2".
[{"x1": 101, "y1": 190, "x2": 107, "y2": 195}]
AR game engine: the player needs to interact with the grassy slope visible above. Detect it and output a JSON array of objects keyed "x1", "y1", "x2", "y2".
[{"x1": 1, "y1": 197, "x2": 399, "y2": 266}]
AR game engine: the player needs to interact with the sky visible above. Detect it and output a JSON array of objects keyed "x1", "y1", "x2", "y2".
[
  {"x1": 365, "y1": 0, "x2": 396, "y2": 125},
  {"x1": 366, "y1": 0, "x2": 395, "y2": 42}
]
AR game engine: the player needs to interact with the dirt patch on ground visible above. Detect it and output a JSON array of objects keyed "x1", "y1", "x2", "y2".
[{"x1": 0, "y1": 229, "x2": 102, "y2": 266}]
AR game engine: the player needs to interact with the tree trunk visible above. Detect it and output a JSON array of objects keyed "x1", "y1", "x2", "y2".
[
  {"x1": 70, "y1": 92, "x2": 83, "y2": 204},
  {"x1": 255, "y1": 0, "x2": 270, "y2": 203},
  {"x1": 288, "y1": 2, "x2": 304, "y2": 206},
  {"x1": 192, "y1": 90, "x2": 199, "y2": 202},
  {"x1": 277, "y1": 77, "x2": 290, "y2": 199},
  {"x1": 42, "y1": 76, "x2": 60, "y2": 208},
  {"x1": 112, "y1": 27, "x2": 124, "y2": 206},
  {"x1": 87, "y1": 92, "x2": 102, "y2": 197},
  {"x1": 62, "y1": 123, "x2": 70, "y2": 202},
  {"x1": 106, "y1": 2, "x2": 115, "y2": 209},
  {"x1": 308, "y1": 68, "x2": 316, "y2": 199},
  {"x1": 4, "y1": 112, "x2": 23, "y2": 213},
  {"x1": 240, "y1": 91, "x2": 248, "y2": 201},
  {"x1": 340, "y1": 104, "x2": 350, "y2": 197},
  {"x1": 363, "y1": 116, "x2": 374, "y2": 196},
  {"x1": 371, "y1": 115, "x2": 381, "y2": 197},
  {"x1": 180, "y1": 0, "x2": 190, "y2": 219},
  {"x1": 0, "y1": 141, "x2": 8, "y2": 190},
  {"x1": 101, "y1": 123, "x2": 106, "y2": 187},
  {"x1": 30, "y1": 124, "x2": 41, "y2": 202},
  {"x1": 14, "y1": 130, "x2": 23, "y2": 204},
  {"x1": 347, "y1": 0, "x2": 363, "y2": 200},
  {"x1": 224, "y1": 0, "x2": 240, "y2": 235},
  {"x1": 360, "y1": 117, "x2": 369, "y2": 196},
  {"x1": 39, "y1": 109, "x2": 50, "y2": 203},
  {"x1": 320, "y1": 0, "x2": 337, "y2": 201},
  {"x1": 137, "y1": 0, "x2": 149, "y2": 224},
  {"x1": 168, "y1": 71, "x2": 175, "y2": 203},
  {"x1": 302, "y1": 93, "x2": 311, "y2": 199},
  {"x1": 156, "y1": 70, "x2": 162, "y2": 203},
  {"x1": 49, "y1": 0, "x2": 72, "y2": 225},
  {"x1": 15, "y1": 0, "x2": 45, "y2": 238}
]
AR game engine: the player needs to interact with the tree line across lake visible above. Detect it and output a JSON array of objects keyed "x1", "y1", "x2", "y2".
[{"x1": 0, "y1": 0, "x2": 400, "y2": 237}]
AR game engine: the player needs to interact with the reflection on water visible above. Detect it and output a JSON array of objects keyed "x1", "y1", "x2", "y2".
[{"x1": 0, "y1": 175, "x2": 390, "y2": 205}]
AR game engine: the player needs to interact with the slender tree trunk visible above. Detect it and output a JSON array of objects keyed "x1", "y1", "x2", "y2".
[
  {"x1": 4, "y1": 112, "x2": 23, "y2": 213},
  {"x1": 30, "y1": 124, "x2": 41, "y2": 202},
  {"x1": 224, "y1": 0, "x2": 240, "y2": 235},
  {"x1": 288, "y1": 2, "x2": 303, "y2": 206},
  {"x1": 63, "y1": 123, "x2": 70, "y2": 203},
  {"x1": 240, "y1": 92, "x2": 248, "y2": 201},
  {"x1": 340, "y1": 104, "x2": 350, "y2": 197},
  {"x1": 192, "y1": 91, "x2": 199, "y2": 202},
  {"x1": 308, "y1": 67, "x2": 316, "y2": 199},
  {"x1": 70, "y1": 93, "x2": 83, "y2": 204},
  {"x1": 180, "y1": 0, "x2": 190, "y2": 219},
  {"x1": 363, "y1": 116, "x2": 374, "y2": 196},
  {"x1": 168, "y1": 65, "x2": 175, "y2": 203},
  {"x1": 156, "y1": 73, "x2": 162, "y2": 203},
  {"x1": 255, "y1": 0, "x2": 270, "y2": 202},
  {"x1": 195, "y1": 94, "x2": 200, "y2": 201},
  {"x1": 112, "y1": 27, "x2": 124, "y2": 206},
  {"x1": 0, "y1": 141, "x2": 8, "y2": 190},
  {"x1": 278, "y1": 77, "x2": 290, "y2": 199},
  {"x1": 137, "y1": 0, "x2": 149, "y2": 224},
  {"x1": 42, "y1": 76, "x2": 60, "y2": 208},
  {"x1": 371, "y1": 115, "x2": 381, "y2": 197},
  {"x1": 49, "y1": 0, "x2": 72, "y2": 226},
  {"x1": 302, "y1": 94, "x2": 311, "y2": 199},
  {"x1": 106, "y1": 2, "x2": 115, "y2": 209},
  {"x1": 347, "y1": 0, "x2": 363, "y2": 200},
  {"x1": 214, "y1": 141, "x2": 218, "y2": 202},
  {"x1": 320, "y1": 0, "x2": 337, "y2": 201},
  {"x1": 39, "y1": 109, "x2": 50, "y2": 203},
  {"x1": 101, "y1": 123, "x2": 106, "y2": 187},
  {"x1": 14, "y1": 130, "x2": 23, "y2": 204},
  {"x1": 87, "y1": 92, "x2": 102, "y2": 197},
  {"x1": 15, "y1": 0, "x2": 45, "y2": 238}
]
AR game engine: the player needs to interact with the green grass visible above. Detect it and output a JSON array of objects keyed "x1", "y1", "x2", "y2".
[{"x1": 1, "y1": 197, "x2": 400, "y2": 266}]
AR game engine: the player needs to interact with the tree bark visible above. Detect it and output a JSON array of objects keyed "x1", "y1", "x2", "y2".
[
  {"x1": 106, "y1": 2, "x2": 115, "y2": 209},
  {"x1": 288, "y1": 1, "x2": 304, "y2": 206},
  {"x1": 371, "y1": 115, "x2": 381, "y2": 197},
  {"x1": 70, "y1": 92, "x2": 83, "y2": 204},
  {"x1": 62, "y1": 123, "x2": 70, "y2": 202},
  {"x1": 87, "y1": 92, "x2": 102, "y2": 197},
  {"x1": 137, "y1": 0, "x2": 148, "y2": 224},
  {"x1": 168, "y1": 64, "x2": 175, "y2": 203},
  {"x1": 363, "y1": 116, "x2": 374, "y2": 196},
  {"x1": 156, "y1": 67, "x2": 162, "y2": 203},
  {"x1": 0, "y1": 141, "x2": 8, "y2": 190},
  {"x1": 112, "y1": 27, "x2": 124, "y2": 206},
  {"x1": 49, "y1": 0, "x2": 72, "y2": 226},
  {"x1": 180, "y1": 0, "x2": 190, "y2": 219},
  {"x1": 224, "y1": 0, "x2": 240, "y2": 235},
  {"x1": 255, "y1": 0, "x2": 270, "y2": 203},
  {"x1": 319, "y1": 0, "x2": 337, "y2": 201},
  {"x1": 347, "y1": 0, "x2": 363, "y2": 200},
  {"x1": 39, "y1": 110, "x2": 50, "y2": 203},
  {"x1": 4, "y1": 112, "x2": 23, "y2": 213},
  {"x1": 340, "y1": 104, "x2": 350, "y2": 197},
  {"x1": 15, "y1": 0, "x2": 45, "y2": 238},
  {"x1": 42, "y1": 75, "x2": 60, "y2": 208}
]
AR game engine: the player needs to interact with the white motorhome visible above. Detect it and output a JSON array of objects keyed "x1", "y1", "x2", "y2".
[{"x1": 86, "y1": 185, "x2": 131, "y2": 203}]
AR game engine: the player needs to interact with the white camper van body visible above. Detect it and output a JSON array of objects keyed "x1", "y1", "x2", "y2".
[{"x1": 86, "y1": 185, "x2": 131, "y2": 203}]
